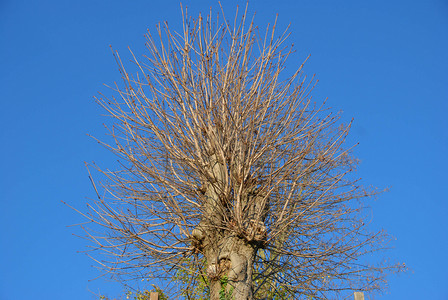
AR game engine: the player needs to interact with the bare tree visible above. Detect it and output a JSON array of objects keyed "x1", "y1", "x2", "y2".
[{"x1": 80, "y1": 5, "x2": 404, "y2": 300}]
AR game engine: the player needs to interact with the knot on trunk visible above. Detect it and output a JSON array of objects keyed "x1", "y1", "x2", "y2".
[
  {"x1": 191, "y1": 222, "x2": 207, "y2": 253},
  {"x1": 206, "y1": 255, "x2": 233, "y2": 280},
  {"x1": 226, "y1": 253, "x2": 248, "y2": 281},
  {"x1": 243, "y1": 219, "x2": 267, "y2": 246}
]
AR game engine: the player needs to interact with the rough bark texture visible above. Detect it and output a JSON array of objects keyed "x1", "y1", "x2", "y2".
[{"x1": 205, "y1": 236, "x2": 255, "y2": 300}]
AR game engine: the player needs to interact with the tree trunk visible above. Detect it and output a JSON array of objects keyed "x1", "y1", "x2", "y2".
[
  {"x1": 191, "y1": 139, "x2": 258, "y2": 299},
  {"x1": 206, "y1": 235, "x2": 256, "y2": 300}
]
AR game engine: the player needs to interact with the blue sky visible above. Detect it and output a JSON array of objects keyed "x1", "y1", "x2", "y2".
[{"x1": 1, "y1": 0, "x2": 447, "y2": 299}]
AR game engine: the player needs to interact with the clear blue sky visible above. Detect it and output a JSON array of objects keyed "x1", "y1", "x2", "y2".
[{"x1": 1, "y1": 0, "x2": 447, "y2": 299}]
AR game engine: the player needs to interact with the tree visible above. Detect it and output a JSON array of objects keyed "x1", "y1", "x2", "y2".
[{"x1": 81, "y1": 4, "x2": 404, "y2": 299}]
